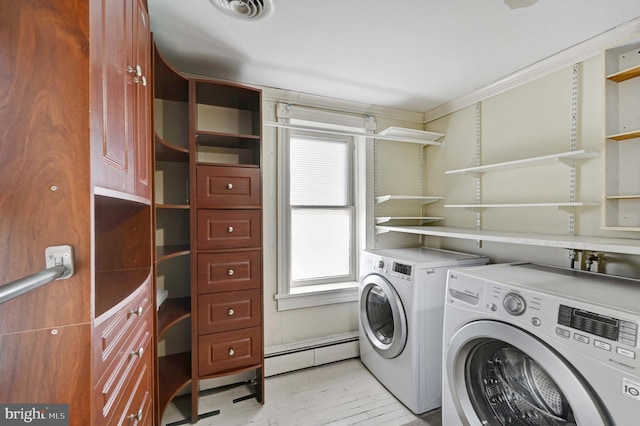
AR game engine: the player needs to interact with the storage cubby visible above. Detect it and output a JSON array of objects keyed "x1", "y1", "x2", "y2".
[
  {"x1": 94, "y1": 195, "x2": 152, "y2": 318},
  {"x1": 193, "y1": 80, "x2": 261, "y2": 166},
  {"x1": 603, "y1": 38, "x2": 640, "y2": 230}
]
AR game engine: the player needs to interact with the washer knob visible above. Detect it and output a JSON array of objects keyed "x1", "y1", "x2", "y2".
[
  {"x1": 503, "y1": 293, "x2": 526, "y2": 316},
  {"x1": 377, "y1": 260, "x2": 384, "y2": 269}
]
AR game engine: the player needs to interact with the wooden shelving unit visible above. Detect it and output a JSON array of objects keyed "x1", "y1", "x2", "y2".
[{"x1": 603, "y1": 37, "x2": 640, "y2": 230}]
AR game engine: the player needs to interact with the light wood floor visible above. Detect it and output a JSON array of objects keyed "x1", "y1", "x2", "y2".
[{"x1": 162, "y1": 358, "x2": 442, "y2": 426}]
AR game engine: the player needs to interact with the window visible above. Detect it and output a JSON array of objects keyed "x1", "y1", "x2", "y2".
[
  {"x1": 275, "y1": 104, "x2": 374, "y2": 310},
  {"x1": 289, "y1": 132, "x2": 354, "y2": 285}
]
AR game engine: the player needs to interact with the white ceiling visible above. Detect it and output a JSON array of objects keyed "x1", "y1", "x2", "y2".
[{"x1": 148, "y1": 0, "x2": 640, "y2": 113}]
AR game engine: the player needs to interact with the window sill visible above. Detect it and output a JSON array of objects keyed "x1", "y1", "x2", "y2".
[{"x1": 275, "y1": 281, "x2": 359, "y2": 311}]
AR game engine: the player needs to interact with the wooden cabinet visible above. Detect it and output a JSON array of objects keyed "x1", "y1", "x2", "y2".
[
  {"x1": 191, "y1": 78, "x2": 264, "y2": 413},
  {"x1": 153, "y1": 52, "x2": 263, "y2": 423},
  {"x1": 603, "y1": 37, "x2": 640, "y2": 230},
  {"x1": 0, "y1": 1, "x2": 153, "y2": 425},
  {"x1": 91, "y1": 0, "x2": 152, "y2": 202}
]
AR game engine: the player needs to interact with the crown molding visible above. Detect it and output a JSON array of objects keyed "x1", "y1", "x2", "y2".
[{"x1": 423, "y1": 17, "x2": 640, "y2": 123}]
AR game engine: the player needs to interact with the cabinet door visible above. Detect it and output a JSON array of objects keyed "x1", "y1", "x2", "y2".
[
  {"x1": 133, "y1": 0, "x2": 151, "y2": 201},
  {"x1": 91, "y1": 0, "x2": 151, "y2": 201},
  {"x1": 91, "y1": 0, "x2": 135, "y2": 195}
]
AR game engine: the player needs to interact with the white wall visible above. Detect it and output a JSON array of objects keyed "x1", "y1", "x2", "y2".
[
  {"x1": 260, "y1": 99, "x2": 425, "y2": 351},
  {"x1": 422, "y1": 55, "x2": 640, "y2": 278}
]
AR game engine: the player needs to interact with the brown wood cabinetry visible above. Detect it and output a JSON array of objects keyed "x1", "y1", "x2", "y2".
[
  {"x1": 0, "y1": 1, "x2": 153, "y2": 426},
  {"x1": 153, "y1": 51, "x2": 263, "y2": 423},
  {"x1": 91, "y1": 0, "x2": 152, "y2": 201}
]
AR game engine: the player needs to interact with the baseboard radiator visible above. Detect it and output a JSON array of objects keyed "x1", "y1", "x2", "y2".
[{"x1": 264, "y1": 332, "x2": 360, "y2": 377}]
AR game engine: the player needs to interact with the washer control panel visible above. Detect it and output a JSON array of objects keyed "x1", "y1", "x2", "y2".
[{"x1": 503, "y1": 292, "x2": 527, "y2": 316}]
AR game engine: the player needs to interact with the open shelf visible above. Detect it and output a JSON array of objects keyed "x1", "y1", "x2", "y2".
[
  {"x1": 375, "y1": 126, "x2": 444, "y2": 145},
  {"x1": 155, "y1": 245, "x2": 190, "y2": 262},
  {"x1": 445, "y1": 202, "x2": 598, "y2": 210},
  {"x1": 155, "y1": 133, "x2": 189, "y2": 162},
  {"x1": 375, "y1": 225, "x2": 640, "y2": 255},
  {"x1": 94, "y1": 269, "x2": 152, "y2": 319},
  {"x1": 445, "y1": 150, "x2": 599, "y2": 175},
  {"x1": 376, "y1": 216, "x2": 443, "y2": 224},
  {"x1": 606, "y1": 130, "x2": 640, "y2": 141},
  {"x1": 375, "y1": 195, "x2": 443, "y2": 204},
  {"x1": 158, "y1": 297, "x2": 191, "y2": 339},
  {"x1": 158, "y1": 352, "x2": 192, "y2": 415},
  {"x1": 606, "y1": 64, "x2": 640, "y2": 83}
]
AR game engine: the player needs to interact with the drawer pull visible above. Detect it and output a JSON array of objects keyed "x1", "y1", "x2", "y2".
[
  {"x1": 130, "y1": 347, "x2": 144, "y2": 358},
  {"x1": 227, "y1": 226, "x2": 234, "y2": 233},
  {"x1": 227, "y1": 308, "x2": 235, "y2": 316},
  {"x1": 128, "y1": 306, "x2": 143, "y2": 317},
  {"x1": 226, "y1": 183, "x2": 233, "y2": 190},
  {"x1": 228, "y1": 348, "x2": 235, "y2": 356},
  {"x1": 128, "y1": 409, "x2": 143, "y2": 421},
  {"x1": 227, "y1": 269, "x2": 234, "y2": 276}
]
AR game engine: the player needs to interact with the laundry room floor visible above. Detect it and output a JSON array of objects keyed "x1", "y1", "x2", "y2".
[{"x1": 162, "y1": 358, "x2": 442, "y2": 426}]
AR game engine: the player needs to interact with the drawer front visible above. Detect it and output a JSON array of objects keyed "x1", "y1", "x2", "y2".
[
  {"x1": 94, "y1": 281, "x2": 151, "y2": 380},
  {"x1": 197, "y1": 210, "x2": 261, "y2": 249},
  {"x1": 197, "y1": 165, "x2": 260, "y2": 207},
  {"x1": 198, "y1": 289, "x2": 261, "y2": 334},
  {"x1": 112, "y1": 347, "x2": 153, "y2": 426},
  {"x1": 95, "y1": 310, "x2": 152, "y2": 424},
  {"x1": 199, "y1": 327, "x2": 262, "y2": 377},
  {"x1": 197, "y1": 250, "x2": 261, "y2": 294}
]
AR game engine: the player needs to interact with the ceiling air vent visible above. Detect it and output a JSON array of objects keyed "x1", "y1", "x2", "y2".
[{"x1": 209, "y1": 0, "x2": 275, "y2": 21}]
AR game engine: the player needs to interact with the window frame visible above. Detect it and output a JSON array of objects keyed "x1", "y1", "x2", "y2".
[{"x1": 275, "y1": 103, "x2": 375, "y2": 311}]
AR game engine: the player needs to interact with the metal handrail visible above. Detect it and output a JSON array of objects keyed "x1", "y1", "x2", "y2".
[{"x1": 0, "y1": 265, "x2": 70, "y2": 305}]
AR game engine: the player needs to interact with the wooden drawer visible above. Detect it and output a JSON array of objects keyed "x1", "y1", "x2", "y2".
[
  {"x1": 93, "y1": 281, "x2": 151, "y2": 381},
  {"x1": 197, "y1": 250, "x2": 261, "y2": 294},
  {"x1": 94, "y1": 309, "x2": 152, "y2": 425},
  {"x1": 198, "y1": 289, "x2": 261, "y2": 334},
  {"x1": 197, "y1": 165, "x2": 260, "y2": 207},
  {"x1": 199, "y1": 327, "x2": 262, "y2": 377},
  {"x1": 112, "y1": 346, "x2": 153, "y2": 426},
  {"x1": 197, "y1": 209, "x2": 261, "y2": 249}
]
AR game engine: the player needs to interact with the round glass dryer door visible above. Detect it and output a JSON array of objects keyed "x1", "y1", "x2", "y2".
[
  {"x1": 359, "y1": 274, "x2": 407, "y2": 359},
  {"x1": 446, "y1": 321, "x2": 607, "y2": 426}
]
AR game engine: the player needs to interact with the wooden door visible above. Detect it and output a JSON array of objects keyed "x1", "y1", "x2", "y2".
[
  {"x1": 134, "y1": 0, "x2": 152, "y2": 201},
  {"x1": 0, "y1": 1, "x2": 92, "y2": 425},
  {"x1": 91, "y1": 0, "x2": 136, "y2": 196}
]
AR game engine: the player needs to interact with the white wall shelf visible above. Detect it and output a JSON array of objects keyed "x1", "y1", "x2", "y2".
[
  {"x1": 444, "y1": 202, "x2": 598, "y2": 212},
  {"x1": 375, "y1": 126, "x2": 443, "y2": 145},
  {"x1": 264, "y1": 122, "x2": 443, "y2": 146},
  {"x1": 375, "y1": 216, "x2": 443, "y2": 225},
  {"x1": 375, "y1": 225, "x2": 640, "y2": 256},
  {"x1": 445, "y1": 150, "x2": 599, "y2": 176},
  {"x1": 375, "y1": 195, "x2": 443, "y2": 204}
]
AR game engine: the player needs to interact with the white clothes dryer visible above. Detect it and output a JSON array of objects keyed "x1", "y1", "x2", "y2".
[
  {"x1": 442, "y1": 263, "x2": 640, "y2": 426},
  {"x1": 359, "y1": 247, "x2": 488, "y2": 414}
]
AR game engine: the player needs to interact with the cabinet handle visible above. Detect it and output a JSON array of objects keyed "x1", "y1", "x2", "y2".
[
  {"x1": 226, "y1": 183, "x2": 233, "y2": 190},
  {"x1": 227, "y1": 226, "x2": 234, "y2": 233},
  {"x1": 227, "y1": 308, "x2": 235, "y2": 316},
  {"x1": 227, "y1": 269, "x2": 234, "y2": 276},
  {"x1": 127, "y1": 65, "x2": 136, "y2": 74},
  {"x1": 128, "y1": 306, "x2": 143, "y2": 317},
  {"x1": 228, "y1": 348, "x2": 235, "y2": 356},
  {"x1": 134, "y1": 75, "x2": 147, "y2": 86},
  {"x1": 130, "y1": 347, "x2": 144, "y2": 358},
  {"x1": 128, "y1": 409, "x2": 143, "y2": 421}
]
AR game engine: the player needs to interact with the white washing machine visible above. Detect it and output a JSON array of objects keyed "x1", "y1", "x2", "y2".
[
  {"x1": 442, "y1": 262, "x2": 640, "y2": 426},
  {"x1": 359, "y1": 247, "x2": 489, "y2": 414}
]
